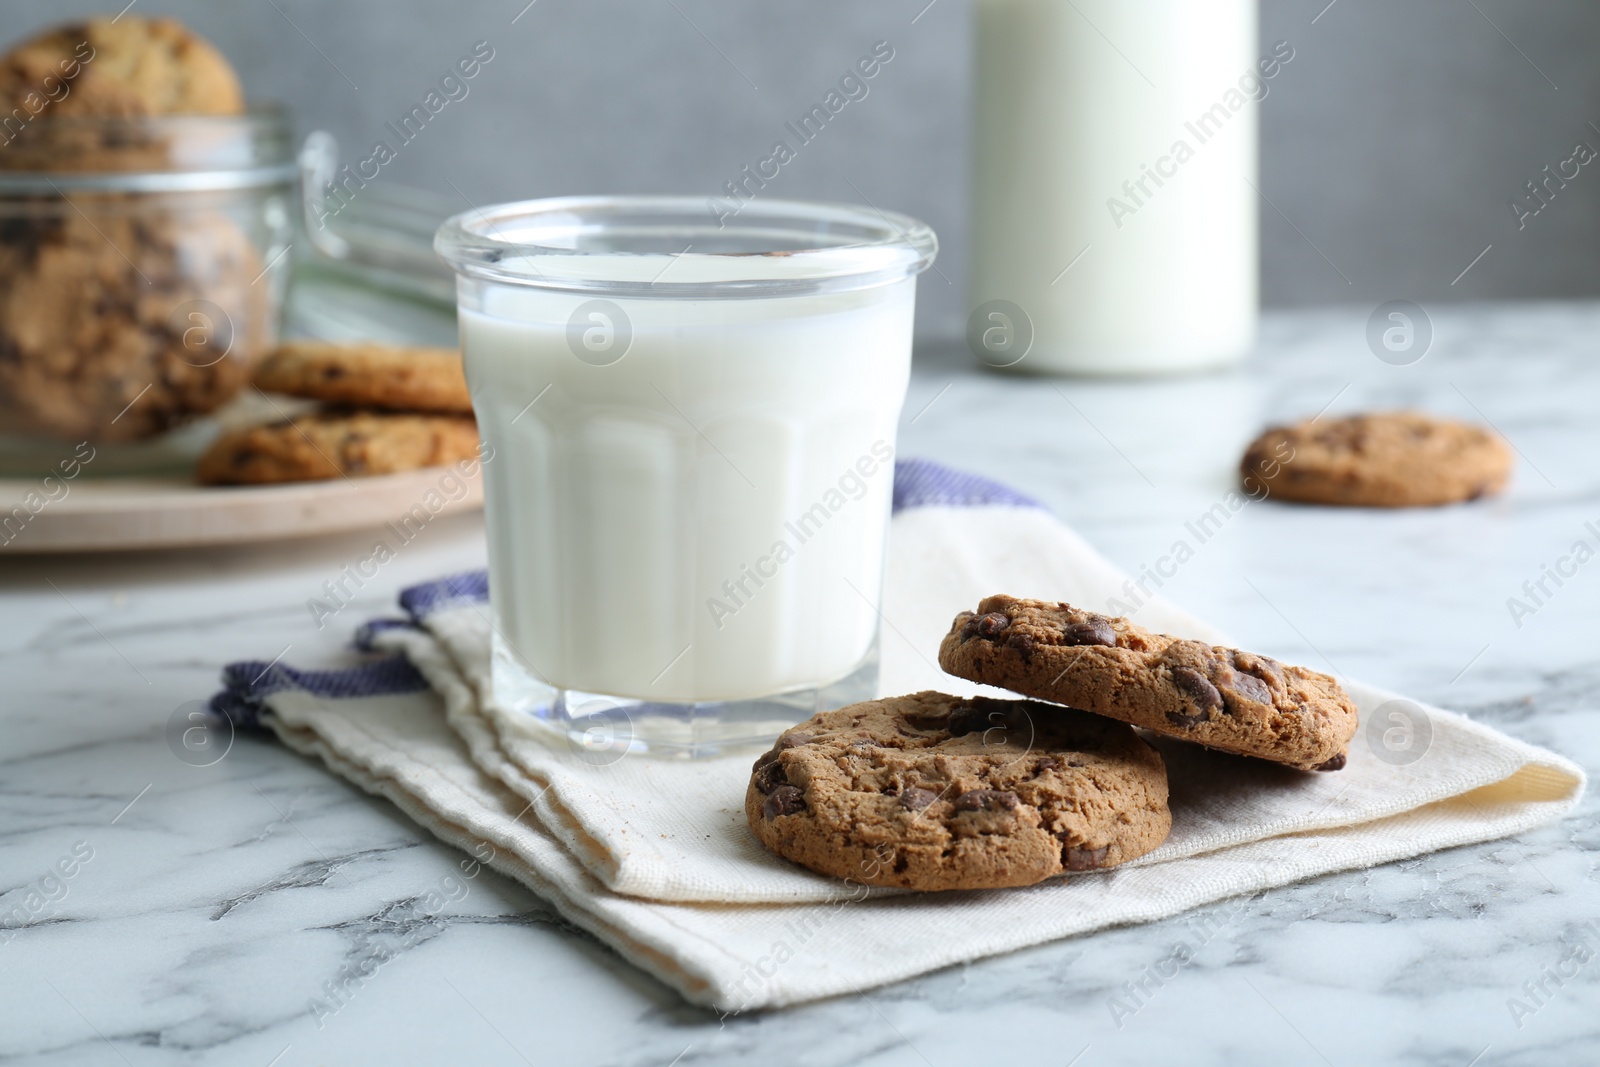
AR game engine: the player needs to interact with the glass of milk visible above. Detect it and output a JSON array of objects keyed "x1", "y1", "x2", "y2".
[{"x1": 436, "y1": 196, "x2": 936, "y2": 759}]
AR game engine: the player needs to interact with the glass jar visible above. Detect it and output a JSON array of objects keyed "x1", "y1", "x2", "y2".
[
  {"x1": 435, "y1": 195, "x2": 937, "y2": 758},
  {"x1": 285, "y1": 130, "x2": 459, "y2": 348},
  {"x1": 0, "y1": 108, "x2": 295, "y2": 459}
]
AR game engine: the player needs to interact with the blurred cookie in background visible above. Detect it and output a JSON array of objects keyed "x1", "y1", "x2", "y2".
[
  {"x1": 0, "y1": 16, "x2": 243, "y2": 120},
  {"x1": 0, "y1": 16, "x2": 277, "y2": 447},
  {"x1": 1241, "y1": 411, "x2": 1512, "y2": 507},
  {"x1": 0, "y1": 209, "x2": 267, "y2": 442},
  {"x1": 253, "y1": 341, "x2": 473, "y2": 415},
  {"x1": 197, "y1": 410, "x2": 481, "y2": 485}
]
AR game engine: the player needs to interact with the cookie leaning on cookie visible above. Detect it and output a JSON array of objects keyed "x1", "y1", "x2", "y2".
[
  {"x1": 939, "y1": 596, "x2": 1358, "y2": 772},
  {"x1": 745, "y1": 692, "x2": 1171, "y2": 891}
]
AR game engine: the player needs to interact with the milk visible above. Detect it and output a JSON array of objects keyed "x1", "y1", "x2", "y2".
[
  {"x1": 462, "y1": 273, "x2": 915, "y2": 705},
  {"x1": 971, "y1": 0, "x2": 1260, "y2": 374}
]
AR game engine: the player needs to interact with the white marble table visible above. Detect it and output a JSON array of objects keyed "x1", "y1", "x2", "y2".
[{"x1": 3, "y1": 303, "x2": 1597, "y2": 1066}]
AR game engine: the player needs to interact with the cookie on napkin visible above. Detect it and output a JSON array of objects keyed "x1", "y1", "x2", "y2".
[
  {"x1": 939, "y1": 596, "x2": 1358, "y2": 772},
  {"x1": 745, "y1": 691, "x2": 1171, "y2": 891}
]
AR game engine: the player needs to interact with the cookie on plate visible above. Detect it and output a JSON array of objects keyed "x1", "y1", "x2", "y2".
[
  {"x1": 0, "y1": 17, "x2": 244, "y2": 119},
  {"x1": 939, "y1": 596, "x2": 1358, "y2": 771},
  {"x1": 1241, "y1": 411, "x2": 1511, "y2": 507},
  {"x1": 197, "y1": 410, "x2": 480, "y2": 485},
  {"x1": 252, "y1": 341, "x2": 473, "y2": 415},
  {"x1": 745, "y1": 691, "x2": 1171, "y2": 891}
]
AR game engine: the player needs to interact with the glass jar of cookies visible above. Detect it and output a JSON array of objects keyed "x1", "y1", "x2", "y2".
[{"x1": 0, "y1": 107, "x2": 295, "y2": 456}]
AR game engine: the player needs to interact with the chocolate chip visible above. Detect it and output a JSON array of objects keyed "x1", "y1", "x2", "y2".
[
  {"x1": 1005, "y1": 632, "x2": 1037, "y2": 660},
  {"x1": 1313, "y1": 752, "x2": 1347, "y2": 772},
  {"x1": 778, "y1": 732, "x2": 812, "y2": 749},
  {"x1": 900, "y1": 787, "x2": 939, "y2": 812},
  {"x1": 1061, "y1": 616, "x2": 1117, "y2": 647},
  {"x1": 949, "y1": 698, "x2": 1028, "y2": 740},
  {"x1": 1231, "y1": 651, "x2": 1282, "y2": 692},
  {"x1": 962, "y1": 612, "x2": 1010, "y2": 641},
  {"x1": 946, "y1": 703, "x2": 982, "y2": 736},
  {"x1": 948, "y1": 700, "x2": 989, "y2": 736},
  {"x1": 1253, "y1": 655, "x2": 1284, "y2": 680},
  {"x1": 1170, "y1": 665, "x2": 1223, "y2": 715},
  {"x1": 1034, "y1": 757, "x2": 1061, "y2": 774},
  {"x1": 752, "y1": 749, "x2": 787, "y2": 794},
  {"x1": 763, "y1": 785, "x2": 805, "y2": 819},
  {"x1": 1064, "y1": 846, "x2": 1109, "y2": 871},
  {"x1": 952, "y1": 789, "x2": 1020, "y2": 813},
  {"x1": 898, "y1": 711, "x2": 948, "y2": 734},
  {"x1": 1165, "y1": 710, "x2": 1210, "y2": 729},
  {"x1": 1228, "y1": 672, "x2": 1272, "y2": 705}
]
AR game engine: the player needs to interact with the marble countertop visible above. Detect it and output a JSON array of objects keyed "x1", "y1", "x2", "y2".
[{"x1": 3, "y1": 302, "x2": 1598, "y2": 1066}]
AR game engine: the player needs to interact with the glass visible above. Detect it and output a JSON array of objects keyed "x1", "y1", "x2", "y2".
[
  {"x1": 0, "y1": 108, "x2": 295, "y2": 471},
  {"x1": 284, "y1": 131, "x2": 459, "y2": 351},
  {"x1": 435, "y1": 195, "x2": 937, "y2": 759}
]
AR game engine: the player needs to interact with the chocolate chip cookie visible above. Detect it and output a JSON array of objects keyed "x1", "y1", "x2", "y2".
[
  {"x1": 0, "y1": 19, "x2": 268, "y2": 442},
  {"x1": 0, "y1": 17, "x2": 244, "y2": 120},
  {"x1": 0, "y1": 208, "x2": 269, "y2": 442},
  {"x1": 939, "y1": 596, "x2": 1358, "y2": 771},
  {"x1": 1241, "y1": 411, "x2": 1512, "y2": 507},
  {"x1": 745, "y1": 691, "x2": 1171, "y2": 891},
  {"x1": 196, "y1": 410, "x2": 480, "y2": 485},
  {"x1": 253, "y1": 342, "x2": 473, "y2": 415}
]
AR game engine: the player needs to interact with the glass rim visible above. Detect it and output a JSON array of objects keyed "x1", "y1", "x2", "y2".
[
  {"x1": 433, "y1": 194, "x2": 938, "y2": 299},
  {"x1": 0, "y1": 104, "x2": 295, "y2": 193},
  {"x1": 0, "y1": 102, "x2": 289, "y2": 135}
]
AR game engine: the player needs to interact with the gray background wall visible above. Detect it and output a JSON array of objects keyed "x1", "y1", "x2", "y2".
[{"x1": 6, "y1": 0, "x2": 1599, "y2": 338}]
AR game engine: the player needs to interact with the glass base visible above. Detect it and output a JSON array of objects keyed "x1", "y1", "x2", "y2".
[{"x1": 487, "y1": 632, "x2": 880, "y2": 761}]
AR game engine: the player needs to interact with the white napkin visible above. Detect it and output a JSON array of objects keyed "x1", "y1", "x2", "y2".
[{"x1": 227, "y1": 476, "x2": 1585, "y2": 1010}]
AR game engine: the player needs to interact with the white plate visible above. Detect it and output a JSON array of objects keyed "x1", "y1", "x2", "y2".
[{"x1": 0, "y1": 466, "x2": 483, "y2": 553}]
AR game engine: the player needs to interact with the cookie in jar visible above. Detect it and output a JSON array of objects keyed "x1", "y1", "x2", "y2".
[{"x1": 0, "y1": 17, "x2": 292, "y2": 444}]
